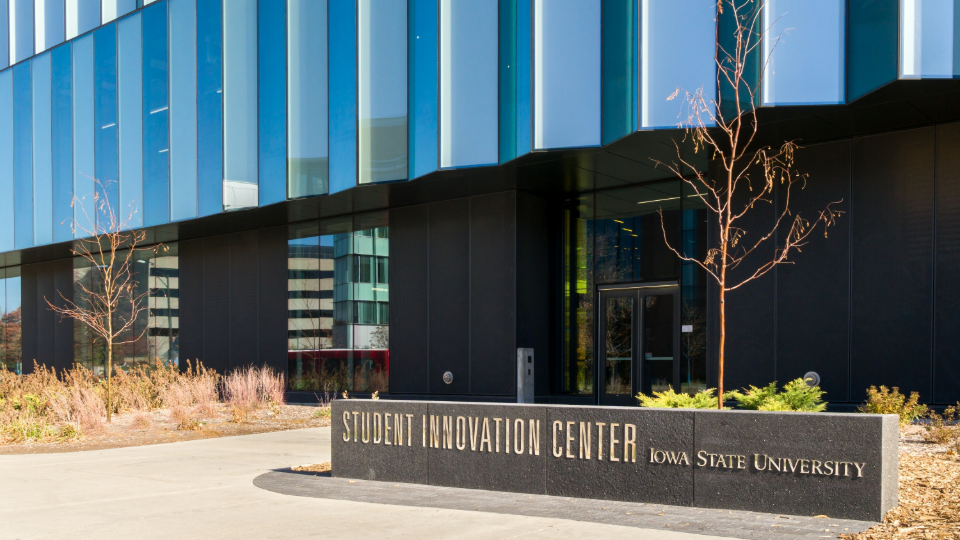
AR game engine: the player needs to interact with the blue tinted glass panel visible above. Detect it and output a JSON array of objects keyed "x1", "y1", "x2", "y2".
[
  {"x1": 900, "y1": 0, "x2": 954, "y2": 78},
  {"x1": 73, "y1": 36, "x2": 95, "y2": 234},
  {"x1": 33, "y1": 53, "x2": 53, "y2": 246},
  {"x1": 602, "y1": 0, "x2": 635, "y2": 143},
  {"x1": 0, "y1": 71, "x2": 12, "y2": 252},
  {"x1": 358, "y1": 0, "x2": 407, "y2": 183},
  {"x1": 0, "y1": 0, "x2": 9, "y2": 70},
  {"x1": 641, "y1": 0, "x2": 716, "y2": 128},
  {"x1": 10, "y1": 0, "x2": 32, "y2": 64},
  {"x1": 533, "y1": 0, "x2": 600, "y2": 149},
  {"x1": 516, "y1": 0, "x2": 530, "y2": 156},
  {"x1": 66, "y1": 0, "x2": 100, "y2": 40},
  {"x1": 329, "y1": 0, "x2": 356, "y2": 194},
  {"x1": 287, "y1": 0, "x2": 328, "y2": 198},
  {"x1": 763, "y1": 0, "x2": 844, "y2": 105},
  {"x1": 197, "y1": 0, "x2": 221, "y2": 216},
  {"x1": 223, "y1": 0, "x2": 258, "y2": 210},
  {"x1": 142, "y1": 3, "x2": 168, "y2": 226},
  {"x1": 440, "y1": 0, "x2": 497, "y2": 168},
  {"x1": 102, "y1": 0, "x2": 137, "y2": 24},
  {"x1": 258, "y1": 0, "x2": 286, "y2": 206},
  {"x1": 5, "y1": 272, "x2": 21, "y2": 374},
  {"x1": 95, "y1": 24, "x2": 119, "y2": 221},
  {"x1": 13, "y1": 63, "x2": 32, "y2": 249},
  {"x1": 848, "y1": 0, "x2": 897, "y2": 101},
  {"x1": 409, "y1": 0, "x2": 437, "y2": 178},
  {"x1": 170, "y1": 0, "x2": 197, "y2": 220},
  {"x1": 498, "y1": 0, "x2": 516, "y2": 163},
  {"x1": 118, "y1": 13, "x2": 142, "y2": 228},
  {"x1": 36, "y1": 0, "x2": 66, "y2": 53},
  {"x1": 52, "y1": 45, "x2": 73, "y2": 243}
]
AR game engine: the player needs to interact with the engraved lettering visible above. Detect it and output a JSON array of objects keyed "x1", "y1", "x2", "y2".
[
  {"x1": 753, "y1": 454, "x2": 767, "y2": 471},
  {"x1": 494, "y1": 418, "x2": 502, "y2": 452},
  {"x1": 480, "y1": 418, "x2": 492, "y2": 452},
  {"x1": 624, "y1": 424, "x2": 636, "y2": 462},
  {"x1": 430, "y1": 415, "x2": 440, "y2": 448},
  {"x1": 823, "y1": 461, "x2": 834, "y2": 475},
  {"x1": 406, "y1": 414, "x2": 413, "y2": 446},
  {"x1": 566, "y1": 421, "x2": 575, "y2": 459},
  {"x1": 353, "y1": 412, "x2": 360, "y2": 442},
  {"x1": 342, "y1": 411, "x2": 351, "y2": 442},
  {"x1": 596, "y1": 422, "x2": 606, "y2": 460},
  {"x1": 373, "y1": 413, "x2": 382, "y2": 444},
  {"x1": 580, "y1": 422, "x2": 592, "y2": 459},
  {"x1": 506, "y1": 418, "x2": 510, "y2": 451},
  {"x1": 785, "y1": 458, "x2": 799, "y2": 473},
  {"x1": 422, "y1": 415, "x2": 427, "y2": 447},
  {"x1": 768, "y1": 457, "x2": 781, "y2": 472},
  {"x1": 800, "y1": 459, "x2": 810, "y2": 474},
  {"x1": 456, "y1": 416, "x2": 467, "y2": 450},
  {"x1": 443, "y1": 416, "x2": 453, "y2": 449},
  {"x1": 679, "y1": 452, "x2": 690, "y2": 466},
  {"x1": 552, "y1": 421, "x2": 563, "y2": 458},
  {"x1": 853, "y1": 462, "x2": 865, "y2": 478},
  {"x1": 362, "y1": 412, "x2": 370, "y2": 443},
  {"x1": 469, "y1": 417, "x2": 480, "y2": 451},
  {"x1": 384, "y1": 413, "x2": 392, "y2": 445},
  {"x1": 811, "y1": 460, "x2": 823, "y2": 475},
  {"x1": 609, "y1": 424, "x2": 620, "y2": 462},
  {"x1": 737, "y1": 455, "x2": 746, "y2": 470},
  {"x1": 514, "y1": 419, "x2": 525, "y2": 455},
  {"x1": 697, "y1": 450, "x2": 708, "y2": 467},
  {"x1": 650, "y1": 448, "x2": 655, "y2": 463},
  {"x1": 529, "y1": 420, "x2": 540, "y2": 456}
]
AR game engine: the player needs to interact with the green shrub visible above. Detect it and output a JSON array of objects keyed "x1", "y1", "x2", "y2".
[
  {"x1": 636, "y1": 388, "x2": 727, "y2": 409},
  {"x1": 859, "y1": 386, "x2": 926, "y2": 426},
  {"x1": 726, "y1": 378, "x2": 827, "y2": 412}
]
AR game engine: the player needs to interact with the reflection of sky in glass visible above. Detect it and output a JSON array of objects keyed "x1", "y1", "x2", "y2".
[
  {"x1": 33, "y1": 53, "x2": 53, "y2": 245},
  {"x1": 10, "y1": 0, "x2": 34, "y2": 65},
  {"x1": 13, "y1": 62, "x2": 32, "y2": 249},
  {"x1": 72, "y1": 36, "x2": 94, "y2": 234},
  {"x1": 440, "y1": 0, "x2": 498, "y2": 168},
  {"x1": 35, "y1": 0, "x2": 66, "y2": 54},
  {"x1": 52, "y1": 45, "x2": 73, "y2": 243},
  {"x1": 329, "y1": 0, "x2": 356, "y2": 194},
  {"x1": 287, "y1": 0, "x2": 328, "y2": 198},
  {"x1": 66, "y1": 0, "x2": 100, "y2": 40},
  {"x1": 223, "y1": 0, "x2": 258, "y2": 188},
  {"x1": 534, "y1": 0, "x2": 600, "y2": 149},
  {"x1": 0, "y1": 71, "x2": 11, "y2": 253},
  {"x1": 101, "y1": 0, "x2": 136, "y2": 25},
  {"x1": 900, "y1": 0, "x2": 954, "y2": 78},
  {"x1": 118, "y1": 14, "x2": 142, "y2": 229},
  {"x1": 641, "y1": 0, "x2": 716, "y2": 129},
  {"x1": 763, "y1": 0, "x2": 845, "y2": 106},
  {"x1": 170, "y1": 0, "x2": 198, "y2": 220}
]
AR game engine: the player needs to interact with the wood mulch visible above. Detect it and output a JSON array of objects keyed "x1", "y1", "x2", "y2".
[
  {"x1": 0, "y1": 404, "x2": 331, "y2": 455},
  {"x1": 841, "y1": 426, "x2": 960, "y2": 540}
]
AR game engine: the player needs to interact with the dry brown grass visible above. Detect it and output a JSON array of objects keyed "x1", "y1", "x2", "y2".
[
  {"x1": 222, "y1": 365, "x2": 285, "y2": 422},
  {"x1": 292, "y1": 462, "x2": 331, "y2": 473}
]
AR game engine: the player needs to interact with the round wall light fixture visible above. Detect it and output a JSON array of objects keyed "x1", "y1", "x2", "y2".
[
  {"x1": 803, "y1": 371, "x2": 821, "y2": 387},
  {"x1": 443, "y1": 371, "x2": 453, "y2": 385}
]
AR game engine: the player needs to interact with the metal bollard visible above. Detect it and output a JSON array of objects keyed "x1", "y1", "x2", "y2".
[{"x1": 516, "y1": 348, "x2": 534, "y2": 403}]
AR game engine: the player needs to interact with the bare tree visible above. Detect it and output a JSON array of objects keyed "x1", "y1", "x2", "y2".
[
  {"x1": 46, "y1": 180, "x2": 165, "y2": 422},
  {"x1": 656, "y1": 0, "x2": 842, "y2": 408}
]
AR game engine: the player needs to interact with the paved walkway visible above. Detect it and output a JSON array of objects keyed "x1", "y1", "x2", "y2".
[{"x1": 0, "y1": 427, "x2": 720, "y2": 540}]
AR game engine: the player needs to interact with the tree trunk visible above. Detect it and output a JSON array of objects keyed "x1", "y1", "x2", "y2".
[
  {"x1": 107, "y1": 318, "x2": 113, "y2": 423},
  {"x1": 718, "y1": 284, "x2": 725, "y2": 410}
]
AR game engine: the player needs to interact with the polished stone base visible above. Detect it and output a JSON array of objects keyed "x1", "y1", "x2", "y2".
[{"x1": 331, "y1": 401, "x2": 898, "y2": 521}]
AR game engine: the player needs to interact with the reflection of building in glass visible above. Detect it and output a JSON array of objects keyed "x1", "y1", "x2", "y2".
[
  {"x1": 287, "y1": 218, "x2": 389, "y2": 393},
  {"x1": 0, "y1": 268, "x2": 22, "y2": 374}
]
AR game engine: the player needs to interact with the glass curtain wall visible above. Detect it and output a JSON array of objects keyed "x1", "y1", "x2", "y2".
[
  {"x1": 118, "y1": 13, "x2": 143, "y2": 228},
  {"x1": 358, "y1": 0, "x2": 407, "y2": 183},
  {"x1": 0, "y1": 267, "x2": 22, "y2": 374},
  {"x1": 66, "y1": 0, "x2": 101, "y2": 40},
  {"x1": 197, "y1": 0, "x2": 222, "y2": 216},
  {"x1": 0, "y1": 70, "x2": 12, "y2": 253},
  {"x1": 74, "y1": 243, "x2": 179, "y2": 373},
  {"x1": 170, "y1": 0, "x2": 198, "y2": 221},
  {"x1": 222, "y1": 0, "x2": 258, "y2": 210},
  {"x1": 52, "y1": 44, "x2": 73, "y2": 242},
  {"x1": 560, "y1": 181, "x2": 707, "y2": 395},
  {"x1": 287, "y1": 213, "x2": 389, "y2": 393},
  {"x1": 287, "y1": 0, "x2": 328, "y2": 198},
  {"x1": 142, "y1": 2, "x2": 168, "y2": 226},
  {"x1": 900, "y1": 0, "x2": 957, "y2": 78},
  {"x1": 33, "y1": 52, "x2": 53, "y2": 246},
  {"x1": 35, "y1": 0, "x2": 66, "y2": 54},
  {"x1": 10, "y1": 0, "x2": 33, "y2": 65}
]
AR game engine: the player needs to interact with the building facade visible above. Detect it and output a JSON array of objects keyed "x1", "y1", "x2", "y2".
[{"x1": 0, "y1": 0, "x2": 958, "y2": 407}]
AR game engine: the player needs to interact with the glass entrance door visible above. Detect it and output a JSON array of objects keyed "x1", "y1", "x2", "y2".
[{"x1": 597, "y1": 285, "x2": 679, "y2": 405}]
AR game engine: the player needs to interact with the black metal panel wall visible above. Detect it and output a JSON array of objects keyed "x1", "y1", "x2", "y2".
[
  {"x1": 851, "y1": 127, "x2": 934, "y2": 397},
  {"x1": 469, "y1": 192, "x2": 517, "y2": 396},
  {"x1": 16, "y1": 260, "x2": 72, "y2": 372},
  {"x1": 429, "y1": 198, "x2": 471, "y2": 395},
  {"x1": 36, "y1": 262, "x2": 56, "y2": 369},
  {"x1": 935, "y1": 123, "x2": 960, "y2": 403},
  {"x1": 389, "y1": 205, "x2": 430, "y2": 394},
  {"x1": 258, "y1": 227, "x2": 288, "y2": 374},
  {"x1": 178, "y1": 239, "x2": 204, "y2": 368},
  {"x1": 229, "y1": 231, "x2": 260, "y2": 369},
  {"x1": 777, "y1": 141, "x2": 852, "y2": 402},
  {"x1": 54, "y1": 258, "x2": 74, "y2": 372},
  {"x1": 202, "y1": 235, "x2": 231, "y2": 370},
  {"x1": 19, "y1": 265, "x2": 37, "y2": 371},
  {"x1": 516, "y1": 191, "x2": 551, "y2": 396}
]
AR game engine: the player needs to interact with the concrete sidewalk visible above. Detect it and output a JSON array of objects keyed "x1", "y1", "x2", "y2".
[{"x1": 0, "y1": 427, "x2": 723, "y2": 540}]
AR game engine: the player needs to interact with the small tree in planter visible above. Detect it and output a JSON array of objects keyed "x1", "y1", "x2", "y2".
[
  {"x1": 46, "y1": 180, "x2": 165, "y2": 422},
  {"x1": 655, "y1": 0, "x2": 841, "y2": 408}
]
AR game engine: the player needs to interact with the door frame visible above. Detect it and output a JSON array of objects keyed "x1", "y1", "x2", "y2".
[{"x1": 596, "y1": 281, "x2": 681, "y2": 405}]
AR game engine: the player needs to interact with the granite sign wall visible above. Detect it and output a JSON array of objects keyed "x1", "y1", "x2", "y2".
[{"x1": 330, "y1": 401, "x2": 899, "y2": 521}]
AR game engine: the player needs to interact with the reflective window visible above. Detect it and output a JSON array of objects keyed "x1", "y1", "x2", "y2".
[
  {"x1": 33, "y1": 53, "x2": 53, "y2": 245},
  {"x1": 358, "y1": 0, "x2": 407, "y2": 183},
  {"x1": 118, "y1": 13, "x2": 142, "y2": 228},
  {"x1": 561, "y1": 194, "x2": 594, "y2": 395},
  {"x1": 439, "y1": 0, "x2": 497, "y2": 168},
  {"x1": 409, "y1": 0, "x2": 437, "y2": 178},
  {"x1": 74, "y1": 243, "x2": 179, "y2": 371},
  {"x1": 901, "y1": 0, "x2": 955, "y2": 78},
  {"x1": 1, "y1": 267, "x2": 22, "y2": 374},
  {"x1": 499, "y1": 0, "x2": 532, "y2": 161},
  {"x1": 66, "y1": 0, "x2": 100, "y2": 40},
  {"x1": 534, "y1": 0, "x2": 600, "y2": 149},
  {"x1": 287, "y1": 215, "x2": 390, "y2": 393},
  {"x1": 73, "y1": 36, "x2": 95, "y2": 233},
  {"x1": 35, "y1": 0, "x2": 66, "y2": 54},
  {"x1": 763, "y1": 0, "x2": 845, "y2": 106},
  {"x1": 222, "y1": 0, "x2": 258, "y2": 210},
  {"x1": 101, "y1": 0, "x2": 137, "y2": 24},
  {"x1": 328, "y1": 0, "x2": 356, "y2": 193},
  {"x1": 197, "y1": 0, "x2": 221, "y2": 216},
  {"x1": 95, "y1": 24, "x2": 119, "y2": 221},
  {"x1": 258, "y1": 0, "x2": 285, "y2": 206},
  {"x1": 13, "y1": 63, "x2": 32, "y2": 249},
  {"x1": 142, "y1": 3, "x2": 168, "y2": 226},
  {"x1": 602, "y1": 0, "x2": 635, "y2": 144},
  {"x1": 287, "y1": 0, "x2": 328, "y2": 198},
  {"x1": 0, "y1": 0, "x2": 9, "y2": 70},
  {"x1": 641, "y1": 0, "x2": 716, "y2": 128},
  {"x1": 10, "y1": 0, "x2": 33, "y2": 64},
  {"x1": 170, "y1": 0, "x2": 198, "y2": 221},
  {"x1": 52, "y1": 45, "x2": 73, "y2": 243},
  {"x1": 0, "y1": 71, "x2": 12, "y2": 252}
]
